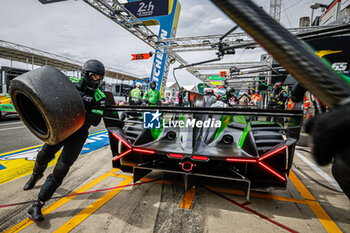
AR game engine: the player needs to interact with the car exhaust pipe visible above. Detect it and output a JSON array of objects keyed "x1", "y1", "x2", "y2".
[
  {"x1": 166, "y1": 131, "x2": 176, "y2": 140},
  {"x1": 222, "y1": 135, "x2": 233, "y2": 144},
  {"x1": 181, "y1": 161, "x2": 194, "y2": 172}
]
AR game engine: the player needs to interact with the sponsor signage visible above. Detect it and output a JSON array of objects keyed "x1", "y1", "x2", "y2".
[
  {"x1": 144, "y1": 0, "x2": 181, "y2": 95},
  {"x1": 210, "y1": 81, "x2": 223, "y2": 86},
  {"x1": 206, "y1": 75, "x2": 224, "y2": 80},
  {"x1": 131, "y1": 52, "x2": 153, "y2": 60},
  {"x1": 0, "y1": 130, "x2": 109, "y2": 184},
  {"x1": 143, "y1": 111, "x2": 161, "y2": 128},
  {"x1": 197, "y1": 83, "x2": 210, "y2": 94},
  {"x1": 38, "y1": 0, "x2": 68, "y2": 4},
  {"x1": 124, "y1": 0, "x2": 169, "y2": 19},
  {"x1": 220, "y1": 71, "x2": 228, "y2": 77}
]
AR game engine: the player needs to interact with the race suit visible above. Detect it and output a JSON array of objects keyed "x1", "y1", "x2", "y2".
[
  {"x1": 268, "y1": 89, "x2": 288, "y2": 109},
  {"x1": 33, "y1": 77, "x2": 105, "y2": 202},
  {"x1": 267, "y1": 89, "x2": 288, "y2": 124},
  {"x1": 143, "y1": 89, "x2": 161, "y2": 106},
  {"x1": 175, "y1": 91, "x2": 185, "y2": 106},
  {"x1": 130, "y1": 88, "x2": 141, "y2": 101}
]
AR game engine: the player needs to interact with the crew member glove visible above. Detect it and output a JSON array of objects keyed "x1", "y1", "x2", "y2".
[
  {"x1": 305, "y1": 104, "x2": 350, "y2": 166},
  {"x1": 306, "y1": 104, "x2": 350, "y2": 198}
]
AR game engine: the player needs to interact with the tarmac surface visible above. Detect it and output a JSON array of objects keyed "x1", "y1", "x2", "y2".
[{"x1": 0, "y1": 118, "x2": 349, "y2": 233}]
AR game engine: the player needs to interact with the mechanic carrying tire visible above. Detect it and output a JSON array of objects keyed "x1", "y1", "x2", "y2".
[{"x1": 18, "y1": 60, "x2": 106, "y2": 221}]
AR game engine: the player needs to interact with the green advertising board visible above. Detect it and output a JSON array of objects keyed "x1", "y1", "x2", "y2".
[
  {"x1": 197, "y1": 83, "x2": 210, "y2": 94},
  {"x1": 206, "y1": 75, "x2": 225, "y2": 80}
]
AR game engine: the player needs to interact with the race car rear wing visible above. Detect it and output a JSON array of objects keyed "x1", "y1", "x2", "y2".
[{"x1": 102, "y1": 105, "x2": 303, "y2": 117}]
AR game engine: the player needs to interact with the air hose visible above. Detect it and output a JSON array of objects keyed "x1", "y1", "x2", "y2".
[
  {"x1": 292, "y1": 163, "x2": 343, "y2": 194},
  {"x1": 211, "y1": 0, "x2": 350, "y2": 108}
]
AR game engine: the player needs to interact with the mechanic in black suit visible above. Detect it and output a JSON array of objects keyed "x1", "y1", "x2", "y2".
[{"x1": 23, "y1": 59, "x2": 106, "y2": 221}]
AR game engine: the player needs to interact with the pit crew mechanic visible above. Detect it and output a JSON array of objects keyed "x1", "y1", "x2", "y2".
[
  {"x1": 306, "y1": 102, "x2": 350, "y2": 199},
  {"x1": 130, "y1": 82, "x2": 143, "y2": 104},
  {"x1": 143, "y1": 81, "x2": 161, "y2": 106},
  {"x1": 175, "y1": 87, "x2": 186, "y2": 106},
  {"x1": 23, "y1": 59, "x2": 107, "y2": 221}
]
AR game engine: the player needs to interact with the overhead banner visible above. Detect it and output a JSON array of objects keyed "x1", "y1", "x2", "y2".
[
  {"x1": 206, "y1": 75, "x2": 225, "y2": 80},
  {"x1": 124, "y1": 0, "x2": 169, "y2": 18},
  {"x1": 210, "y1": 81, "x2": 223, "y2": 86},
  {"x1": 131, "y1": 52, "x2": 152, "y2": 60},
  {"x1": 220, "y1": 71, "x2": 228, "y2": 77}
]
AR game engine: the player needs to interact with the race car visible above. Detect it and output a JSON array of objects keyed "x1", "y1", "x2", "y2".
[
  {"x1": 0, "y1": 94, "x2": 17, "y2": 119},
  {"x1": 103, "y1": 94, "x2": 303, "y2": 198}
]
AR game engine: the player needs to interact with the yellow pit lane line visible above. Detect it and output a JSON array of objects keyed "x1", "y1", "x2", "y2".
[
  {"x1": 3, "y1": 168, "x2": 119, "y2": 233},
  {"x1": 53, "y1": 176, "x2": 133, "y2": 233},
  {"x1": 116, "y1": 173, "x2": 341, "y2": 233},
  {"x1": 3, "y1": 169, "x2": 342, "y2": 233},
  {"x1": 289, "y1": 171, "x2": 342, "y2": 233},
  {"x1": 0, "y1": 130, "x2": 108, "y2": 185},
  {"x1": 179, "y1": 187, "x2": 197, "y2": 209}
]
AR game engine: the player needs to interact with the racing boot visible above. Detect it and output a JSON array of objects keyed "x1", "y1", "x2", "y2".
[
  {"x1": 23, "y1": 173, "x2": 44, "y2": 190},
  {"x1": 24, "y1": 150, "x2": 52, "y2": 190},
  {"x1": 28, "y1": 200, "x2": 45, "y2": 221}
]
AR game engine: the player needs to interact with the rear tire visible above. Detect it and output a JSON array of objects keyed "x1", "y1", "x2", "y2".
[{"x1": 10, "y1": 66, "x2": 85, "y2": 145}]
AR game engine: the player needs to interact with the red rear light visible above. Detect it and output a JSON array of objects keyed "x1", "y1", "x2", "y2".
[
  {"x1": 133, "y1": 148, "x2": 155, "y2": 154},
  {"x1": 225, "y1": 145, "x2": 288, "y2": 182},
  {"x1": 113, "y1": 149, "x2": 132, "y2": 161},
  {"x1": 169, "y1": 153, "x2": 184, "y2": 159},
  {"x1": 112, "y1": 132, "x2": 132, "y2": 149},
  {"x1": 258, "y1": 161, "x2": 286, "y2": 181},
  {"x1": 192, "y1": 155, "x2": 208, "y2": 161},
  {"x1": 258, "y1": 145, "x2": 287, "y2": 161},
  {"x1": 182, "y1": 161, "x2": 194, "y2": 172},
  {"x1": 226, "y1": 158, "x2": 257, "y2": 163}
]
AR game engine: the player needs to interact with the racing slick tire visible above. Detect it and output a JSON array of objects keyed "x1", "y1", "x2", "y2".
[{"x1": 10, "y1": 66, "x2": 85, "y2": 145}]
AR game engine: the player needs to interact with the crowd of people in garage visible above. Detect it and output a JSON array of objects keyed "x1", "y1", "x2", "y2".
[{"x1": 120, "y1": 79, "x2": 326, "y2": 120}]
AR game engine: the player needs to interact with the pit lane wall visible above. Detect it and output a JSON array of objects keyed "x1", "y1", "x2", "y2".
[{"x1": 0, "y1": 130, "x2": 109, "y2": 185}]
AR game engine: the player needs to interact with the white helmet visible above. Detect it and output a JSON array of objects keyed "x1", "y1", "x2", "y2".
[{"x1": 136, "y1": 82, "x2": 142, "y2": 88}]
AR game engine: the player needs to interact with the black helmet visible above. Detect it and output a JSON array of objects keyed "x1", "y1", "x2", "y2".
[
  {"x1": 180, "y1": 87, "x2": 184, "y2": 91},
  {"x1": 81, "y1": 59, "x2": 105, "y2": 91},
  {"x1": 226, "y1": 87, "x2": 235, "y2": 97},
  {"x1": 150, "y1": 81, "x2": 157, "y2": 89}
]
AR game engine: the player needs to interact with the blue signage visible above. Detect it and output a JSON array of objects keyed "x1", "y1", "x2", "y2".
[
  {"x1": 143, "y1": 111, "x2": 161, "y2": 129},
  {"x1": 127, "y1": 0, "x2": 181, "y2": 96},
  {"x1": 124, "y1": 0, "x2": 169, "y2": 18}
]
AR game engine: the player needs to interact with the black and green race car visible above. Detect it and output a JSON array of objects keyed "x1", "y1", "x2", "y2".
[
  {"x1": 103, "y1": 94, "x2": 303, "y2": 198},
  {"x1": 0, "y1": 94, "x2": 17, "y2": 119}
]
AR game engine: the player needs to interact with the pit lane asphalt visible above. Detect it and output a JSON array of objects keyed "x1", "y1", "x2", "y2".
[
  {"x1": 0, "y1": 118, "x2": 349, "y2": 232},
  {"x1": 0, "y1": 116, "x2": 106, "y2": 154}
]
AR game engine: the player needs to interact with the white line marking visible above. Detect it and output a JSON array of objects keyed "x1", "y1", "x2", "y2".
[
  {"x1": 295, "y1": 151, "x2": 342, "y2": 192},
  {"x1": 0, "y1": 122, "x2": 23, "y2": 126},
  {"x1": 0, "y1": 126, "x2": 26, "y2": 132}
]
